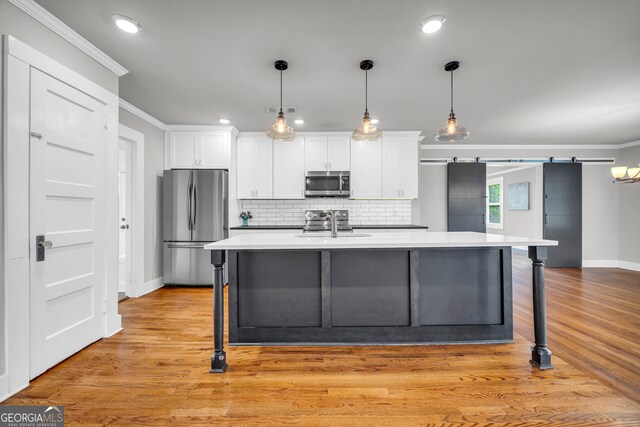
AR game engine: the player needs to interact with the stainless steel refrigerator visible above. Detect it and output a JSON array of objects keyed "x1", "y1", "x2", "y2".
[{"x1": 163, "y1": 169, "x2": 228, "y2": 285}]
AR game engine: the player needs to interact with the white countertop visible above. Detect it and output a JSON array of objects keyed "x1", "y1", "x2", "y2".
[{"x1": 204, "y1": 231, "x2": 558, "y2": 251}]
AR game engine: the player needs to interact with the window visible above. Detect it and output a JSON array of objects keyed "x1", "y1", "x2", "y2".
[{"x1": 486, "y1": 177, "x2": 503, "y2": 229}]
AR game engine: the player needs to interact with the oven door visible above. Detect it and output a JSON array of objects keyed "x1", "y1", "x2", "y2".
[{"x1": 305, "y1": 172, "x2": 350, "y2": 197}]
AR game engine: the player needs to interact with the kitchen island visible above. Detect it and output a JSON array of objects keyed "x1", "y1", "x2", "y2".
[{"x1": 204, "y1": 231, "x2": 557, "y2": 373}]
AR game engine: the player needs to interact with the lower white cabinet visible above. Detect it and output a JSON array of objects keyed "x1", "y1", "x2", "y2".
[
  {"x1": 350, "y1": 138, "x2": 382, "y2": 198},
  {"x1": 273, "y1": 137, "x2": 305, "y2": 199},
  {"x1": 236, "y1": 136, "x2": 273, "y2": 199}
]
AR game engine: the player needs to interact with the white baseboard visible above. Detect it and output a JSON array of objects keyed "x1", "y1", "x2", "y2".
[
  {"x1": 618, "y1": 260, "x2": 640, "y2": 272},
  {"x1": 0, "y1": 374, "x2": 28, "y2": 403},
  {"x1": 133, "y1": 276, "x2": 164, "y2": 298},
  {"x1": 583, "y1": 260, "x2": 640, "y2": 271}
]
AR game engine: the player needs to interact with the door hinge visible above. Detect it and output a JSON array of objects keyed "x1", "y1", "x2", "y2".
[{"x1": 104, "y1": 115, "x2": 109, "y2": 130}]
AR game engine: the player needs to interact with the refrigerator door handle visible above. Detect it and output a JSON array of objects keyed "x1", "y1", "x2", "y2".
[
  {"x1": 192, "y1": 178, "x2": 197, "y2": 231},
  {"x1": 187, "y1": 179, "x2": 193, "y2": 231}
]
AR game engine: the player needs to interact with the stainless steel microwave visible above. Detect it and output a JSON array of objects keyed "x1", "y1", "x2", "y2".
[{"x1": 305, "y1": 171, "x2": 350, "y2": 197}]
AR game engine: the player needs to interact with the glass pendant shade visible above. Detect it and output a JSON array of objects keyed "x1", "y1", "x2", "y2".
[
  {"x1": 266, "y1": 60, "x2": 295, "y2": 141},
  {"x1": 352, "y1": 60, "x2": 382, "y2": 142},
  {"x1": 435, "y1": 61, "x2": 469, "y2": 142},
  {"x1": 266, "y1": 110, "x2": 295, "y2": 141},
  {"x1": 352, "y1": 111, "x2": 382, "y2": 141},
  {"x1": 435, "y1": 112, "x2": 469, "y2": 142},
  {"x1": 628, "y1": 167, "x2": 640, "y2": 179},
  {"x1": 611, "y1": 166, "x2": 628, "y2": 179}
]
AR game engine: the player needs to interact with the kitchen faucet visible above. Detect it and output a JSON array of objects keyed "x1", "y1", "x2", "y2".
[{"x1": 323, "y1": 209, "x2": 339, "y2": 238}]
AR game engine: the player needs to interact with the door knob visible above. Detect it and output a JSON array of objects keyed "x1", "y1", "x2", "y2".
[
  {"x1": 120, "y1": 225, "x2": 130, "y2": 229},
  {"x1": 38, "y1": 240, "x2": 52, "y2": 248}
]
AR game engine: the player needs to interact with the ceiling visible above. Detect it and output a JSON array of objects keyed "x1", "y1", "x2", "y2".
[{"x1": 35, "y1": 0, "x2": 640, "y2": 145}]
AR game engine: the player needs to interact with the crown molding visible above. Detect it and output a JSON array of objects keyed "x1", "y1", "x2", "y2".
[
  {"x1": 165, "y1": 125, "x2": 239, "y2": 135},
  {"x1": 119, "y1": 98, "x2": 166, "y2": 130},
  {"x1": 618, "y1": 140, "x2": 640, "y2": 149},
  {"x1": 7, "y1": 0, "x2": 128, "y2": 76},
  {"x1": 421, "y1": 140, "x2": 640, "y2": 150}
]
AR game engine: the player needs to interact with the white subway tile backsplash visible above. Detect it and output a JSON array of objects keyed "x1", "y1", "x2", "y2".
[{"x1": 240, "y1": 199, "x2": 412, "y2": 225}]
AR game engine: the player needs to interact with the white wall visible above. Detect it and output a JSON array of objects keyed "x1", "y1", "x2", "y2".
[
  {"x1": 618, "y1": 144, "x2": 640, "y2": 265},
  {"x1": 118, "y1": 109, "x2": 165, "y2": 283},
  {"x1": 416, "y1": 146, "x2": 622, "y2": 264},
  {"x1": 488, "y1": 166, "x2": 543, "y2": 240},
  {"x1": 1, "y1": 0, "x2": 119, "y2": 380}
]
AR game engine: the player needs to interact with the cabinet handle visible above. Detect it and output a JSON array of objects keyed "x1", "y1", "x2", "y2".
[
  {"x1": 544, "y1": 214, "x2": 549, "y2": 225},
  {"x1": 328, "y1": 162, "x2": 332, "y2": 170}
]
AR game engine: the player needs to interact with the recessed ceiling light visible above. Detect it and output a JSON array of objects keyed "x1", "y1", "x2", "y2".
[
  {"x1": 294, "y1": 119, "x2": 305, "y2": 125},
  {"x1": 419, "y1": 15, "x2": 446, "y2": 34},
  {"x1": 370, "y1": 119, "x2": 379, "y2": 124},
  {"x1": 112, "y1": 14, "x2": 142, "y2": 34},
  {"x1": 218, "y1": 118, "x2": 230, "y2": 124}
]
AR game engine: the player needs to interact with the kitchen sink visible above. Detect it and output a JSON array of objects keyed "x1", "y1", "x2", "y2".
[{"x1": 295, "y1": 233, "x2": 372, "y2": 238}]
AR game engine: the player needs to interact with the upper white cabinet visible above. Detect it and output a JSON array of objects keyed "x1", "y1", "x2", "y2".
[
  {"x1": 350, "y1": 138, "x2": 382, "y2": 198},
  {"x1": 168, "y1": 131, "x2": 230, "y2": 169},
  {"x1": 236, "y1": 136, "x2": 273, "y2": 199},
  {"x1": 273, "y1": 137, "x2": 305, "y2": 199},
  {"x1": 351, "y1": 135, "x2": 419, "y2": 199},
  {"x1": 304, "y1": 136, "x2": 350, "y2": 172},
  {"x1": 327, "y1": 136, "x2": 350, "y2": 170},
  {"x1": 382, "y1": 136, "x2": 419, "y2": 198}
]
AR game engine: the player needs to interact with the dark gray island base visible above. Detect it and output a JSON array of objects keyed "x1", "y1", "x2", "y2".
[
  {"x1": 209, "y1": 242, "x2": 553, "y2": 372},
  {"x1": 229, "y1": 247, "x2": 513, "y2": 344}
]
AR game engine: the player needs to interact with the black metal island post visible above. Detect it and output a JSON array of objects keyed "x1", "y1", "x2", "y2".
[{"x1": 205, "y1": 231, "x2": 557, "y2": 373}]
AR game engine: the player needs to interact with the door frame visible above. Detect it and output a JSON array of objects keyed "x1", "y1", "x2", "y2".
[
  {"x1": 118, "y1": 124, "x2": 145, "y2": 298},
  {"x1": 2, "y1": 35, "x2": 120, "y2": 399}
]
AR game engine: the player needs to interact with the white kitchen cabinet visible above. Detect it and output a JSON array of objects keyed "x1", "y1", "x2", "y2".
[
  {"x1": 200, "y1": 133, "x2": 229, "y2": 168},
  {"x1": 273, "y1": 137, "x2": 305, "y2": 199},
  {"x1": 350, "y1": 138, "x2": 382, "y2": 198},
  {"x1": 169, "y1": 133, "x2": 198, "y2": 168},
  {"x1": 168, "y1": 131, "x2": 229, "y2": 169},
  {"x1": 304, "y1": 136, "x2": 328, "y2": 171},
  {"x1": 382, "y1": 135, "x2": 419, "y2": 198},
  {"x1": 236, "y1": 136, "x2": 273, "y2": 199},
  {"x1": 327, "y1": 136, "x2": 350, "y2": 170},
  {"x1": 304, "y1": 136, "x2": 350, "y2": 172}
]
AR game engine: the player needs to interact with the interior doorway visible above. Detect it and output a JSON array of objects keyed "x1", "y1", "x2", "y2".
[
  {"x1": 117, "y1": 124, "x2": 145, "y2": 299},
  {"x1": 118, "y1": 140, "x2": 133, "y2": 301},
  {"x1": 485, "y1": 164, "x2": 544, "y2": 241}
]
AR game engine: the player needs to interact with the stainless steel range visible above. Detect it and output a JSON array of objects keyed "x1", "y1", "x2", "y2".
[{"x1": 303, "y1": 209, "x2": 353, "y2": 233}]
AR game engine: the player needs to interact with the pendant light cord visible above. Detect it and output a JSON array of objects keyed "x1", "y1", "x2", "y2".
[
  {"x1": 450, "y1": 70, "x2": 454, "y2": 114},
  {"x1": 365, "y1": 69, "x2": 368, "y2": 113},
  {"x1": 280, "y1": 70, "x2": 283, "y2": 113}
]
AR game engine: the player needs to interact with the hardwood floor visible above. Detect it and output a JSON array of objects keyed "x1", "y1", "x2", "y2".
[
  {"x1": 4, "y1": 256, "x2": 640, "y2": 425},
  {"x1": 512, "y1": 253, "x2": 640, "y2": 403}
]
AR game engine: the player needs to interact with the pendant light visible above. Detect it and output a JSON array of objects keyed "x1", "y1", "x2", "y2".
[
  {"x1": 435, "y1": 61, "x2": 469, "y2": 142},
  {"x1": 352, "y1": 60, "x2": 382, "y2": 141},
  {"x1": 266, "y1": 60, "x2": 295, "y2": 141}
]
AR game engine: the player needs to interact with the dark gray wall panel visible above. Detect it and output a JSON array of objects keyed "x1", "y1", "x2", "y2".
[
  {"x1": 331, "y1": 250, "x2": 411, "y2": 327},
  {"x1": 418, "y1": 249, "x2": 503, "y2": 325},
  {"x1": 237, "y1": 251, "x2": 322, "y2": 327}
]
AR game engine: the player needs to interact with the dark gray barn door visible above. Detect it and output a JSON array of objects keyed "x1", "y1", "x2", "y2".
[
  {"x1": 447, "y1": 163, "x2": 487, "y2": 232},
  {"x1": 543, "y1": 163, "x2": 582, "y2": 267}
]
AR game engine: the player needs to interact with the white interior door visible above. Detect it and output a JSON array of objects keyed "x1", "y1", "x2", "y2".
[
  {"x1": 118, "y1": 140, "x2": 133, "y2": 294},
  {"x1": 29, "y1": 68, "x2": 105, "y2": 378}
]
